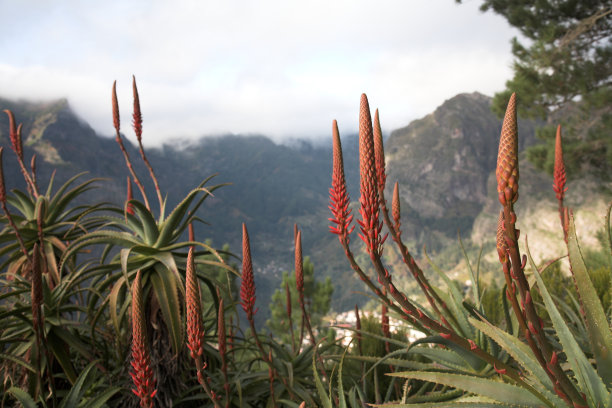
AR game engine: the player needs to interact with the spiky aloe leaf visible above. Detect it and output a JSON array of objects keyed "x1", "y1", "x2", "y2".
[
  {"x1": 128, "y1": 200, "x2": 159, "y2": 245},
  {"x1": 154, "y1": 185, "x2": 213, "y2": 248},
  {"x1": 467, "y1": 317, "x2": 566, "y2": 407},
  {"x1": 526, "y1": 238, "x2": 610, "y2": 407},
  {"x1": 6, "y1": 387, "x2": 38, "y2": 408},
  {"x1": 566, "y1": 215, "x2": 612, "y2": 386},
  {"x1": 7, "y1": 189, "x2": 36, "y2": 219},
  {"x1": 407, "y1": 346, "x2": 475, "y2": 373},
  {"x1": 150, "y1": 263, "x2": 183, "y2": 354},
  {"x1": 312, "y1": 346, "x2": 332, "y2": 408},
  {"x1": 388, "y1": 371, "x2": 547, "y2": 407}
]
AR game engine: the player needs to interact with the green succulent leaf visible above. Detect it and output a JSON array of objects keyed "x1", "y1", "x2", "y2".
[
  {"x1": 312, "y1": 345, "x2": 332, "y2": 408},
  {"x1": 6, "y1": 387, "x2": 38, "y2": 408},
  {"x1": 566, "y1": 214, "x2": 612, "y2": 387},
  {"x1": 467, "y1": 317, "x2": 553, "y2": 390},
  {"x1": 388, "y1": 371, "x2": 547, "y2": 407},
  {"x1": 526, "y1": 237, "x2": 610, "y2": 407},
  {"x1": 150, "y1": 264, "x2": 183, "y2": 354}
]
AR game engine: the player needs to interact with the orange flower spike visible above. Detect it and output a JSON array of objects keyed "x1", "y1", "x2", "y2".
[
  {"x1": 130, "y1": 270, "x2": 157, "y2": 407},
  {"x1": 111, "y1": 81, "x2": 120, "y2": 134},
  {"x1": 496, "y1": 93, "x2": 519, "y2": 206},
  {"x1": 186, "y1": 248, "x2": 205, "y2": 360},
  {"x1": 552, "y1": 125, "x2": 567, "y2": 201},
  {"x1": 373, "y1": 108, "x2": 386, "y2": 193},
  {"x1": 295, "y1": 230, "x2": 304, "y2": 304},
  {"x1": 329, "y1": 120, "x2": 354, "y2": 242},
  {"x1": 241, "y1": 223, "x2": 257, "y2": 321},
  {"x1": 132, "y1": 75, "x2": 143, "y2": 143},
  {"x1": 357, "y1": 94, "x2": 384, "y2": 257}
]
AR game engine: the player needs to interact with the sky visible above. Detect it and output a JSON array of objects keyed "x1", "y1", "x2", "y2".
[{"x1": 0, "y1": 0, "x2": 520, "y2": 146}]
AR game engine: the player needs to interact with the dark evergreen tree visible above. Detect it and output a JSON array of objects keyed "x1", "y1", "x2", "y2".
[{"x1": 459, "y1": 0, "x2": 612, "y2": 178}]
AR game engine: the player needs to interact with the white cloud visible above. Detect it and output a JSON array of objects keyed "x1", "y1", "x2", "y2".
[{"x1": 0, "y1": 0, "x2": 519, "y2": 145}]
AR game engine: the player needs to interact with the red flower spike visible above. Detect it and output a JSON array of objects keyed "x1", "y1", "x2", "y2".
[
  {"x1": 392, "y1": 182, "x2": 401, "y2": 233},
  {"x1": 496, "y1": 93, "x2": 519, "y2": 206},
  {"x1": 111, "y1": 81, "x2": 120, "y2": 134},
  {"x1": 468, "y1": 339, "x2": 477, "y2": 350},
  {"x1": 241, "y1": 223, "x2": 257, "y2": 321},
  {"x1": 553, "y1": 125, "x2": 567, "y2": 200},
  {"x1": 329, "y1": 120, "x2": 354, "y2": 242},
  {"x1": 126, "y1": 177, "x2": 135, "y2": 215},
  {"x1": 131, "y1": 270, "x2": 157, "y2": 408},
  {"x1": 357, "y1": 94, "x2": 384, "y2": 257},
  {"x1": 295, "y1": 230, "x2": 304, "y2": 302},
  {"x1": 186, "y1": 248, "x2": 205, "y2": 360},
  {"x1": 440, "y1": 332, "x2": 451, "y2": 340},
  {"x1": 373, "y1": 109, "x2": 386, "y2": 193},
  {"x1": 3, "y1": 110, "x2": 23, "y2": 161},
  {"x1": 132, "y1": 75, "x2": 143, "y2": 143}
]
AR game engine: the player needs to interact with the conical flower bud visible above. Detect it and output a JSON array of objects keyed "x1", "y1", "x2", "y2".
[
  {"x1": 112, "y1": 81, "x2": 120, "y2": 134},
  {"x1": 132, "y1": 75, "x2": 143, "y2": 143},
  {"x1": 496, "y1": 93, "x2": 519, "y2": 205},
  {"x1": 186, "y1": 248, "x2": 205, "y2": 359},
  {"x1": 373, "y1": 109, "x2": 386, "y2": 193},
  {"x1": 241, "y1": 223, "x2": 257, "y2": 321},
  {"x1": 552, "y1": 125, "x2": 567, "y2": 201},
  {"x1": 392, "y1": 181, "x2": 401, "y2": 233}
]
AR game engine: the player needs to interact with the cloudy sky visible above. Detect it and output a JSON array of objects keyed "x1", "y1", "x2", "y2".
[{"x1": 0, "y1": 0, "x2": 519, "y2": 145}]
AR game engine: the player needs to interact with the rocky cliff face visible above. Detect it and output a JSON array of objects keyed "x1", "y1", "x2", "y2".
[{"x1": 384, "y1": 92, "x2": 539, "y2": 251}]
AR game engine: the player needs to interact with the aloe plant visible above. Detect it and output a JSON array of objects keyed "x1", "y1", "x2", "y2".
[{"x1": 329, "y1": 93, "x2": 612, "y2": 407}]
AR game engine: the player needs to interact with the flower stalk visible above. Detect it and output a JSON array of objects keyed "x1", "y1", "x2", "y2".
[{"x1": 496, "y1": 94, "x2": 584, "y2": 407}]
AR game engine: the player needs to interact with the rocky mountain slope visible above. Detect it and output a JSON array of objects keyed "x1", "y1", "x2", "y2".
[{"x1": 1, "y1": 93, "x2": 609, "y2": 316}]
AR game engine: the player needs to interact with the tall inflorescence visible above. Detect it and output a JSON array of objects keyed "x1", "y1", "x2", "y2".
[
  {"x1": 552, "y1": 125, "x2": 568, "y2": 240},
  {"x1": 132, "y1": 75, "x2": 143, "y2": 143},
  {"x1": 186, "y1": 249, "x2": 205, "y2": 368},
  {"x1": 392, "y1": 182, "x2": 401, "y2": 235},
  {"x1": 553, "y1": 125, "x2": 567, "y2": 201},
  {"x1": 241, "y1": 223, "x2": 257, "y2": 322},
  {"x1": 329, "y1": 120, "x2": 354, "y2": 243},
  {"x1": 357, "y1": 94, "x2": 385, "y2": 258},
  {"x1": 130, "y1": 270, "x2": 157, "y2": 408},
  {"x1": 295, "y1": 230, "x2": 304, "y2": 306},
  {"x1": 496, "y1": 93, "x2": 519, "y2": 207}
]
